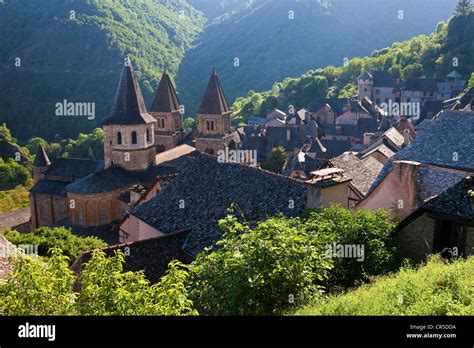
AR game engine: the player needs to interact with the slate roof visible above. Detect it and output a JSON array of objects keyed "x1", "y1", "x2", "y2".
[
  {"x1": 67, "y1": 165, "x2": 177, "y2": 194},
  {"x1": 43, "y1": 157, "x2": 103, "y2": 179},
  {"x1": 130, "y1": 154, "x2": 308, "y2": 257},
  {"x1": 320, "y1": 139, "x2": 353, "y2": 158},
  {"x1": 102, "y1": 62, "x2": 155, "y2": 125},
  {"x1": 423, "y1": 176, "x2": 474, "y2": 221},
  {"x1": 71, "y1": 229, "x2": 192, "y2": 284},
  {"x1": 391, "y1": 111, "x2": 474, "y2": 170},
  {"x1": 150, "y1": 70, "x2": 181, "y2": 113},
  {"x1": 358, "y1": 71, "x2": 373, "y2": 80},
  {"x1": 308, "y1": 98, "x2": 349, "y2": 115},
  {"x1": 0, "y1": 207, "x2": 30, "y2": 231},
  {"x1": 403, "y1": 78, "x2": 438, "y2": 92},
  {"x1": 198, "y1": 68, "x2": 231, "y2": 115},
  {"x1": 33, "y1": 144, "x2": 50, "y2": 167},
  {"x1": 155, "y1": 144, "x2": 198, "y2": 167},
  {"x1": 30, "y1": 179, "x2": 69, "y2": 197},
  {"x1": 328, "y1": 153, "x2": 383, "y2": 195},
  {"x1": 371, "y1": 70, "x2": 397, "y2": 88},
  {"x1": 418, "y1": 100, "x2": 443, "y2": 125}
]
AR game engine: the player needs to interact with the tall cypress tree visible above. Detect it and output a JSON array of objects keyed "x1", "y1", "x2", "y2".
[{"x1": 455, "y1": 0, "x2": 472, "y2": 16}]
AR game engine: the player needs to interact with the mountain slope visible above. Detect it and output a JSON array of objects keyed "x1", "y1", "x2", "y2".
[
  {"x1": 177, "y1": 0, "x2": 458, "y2": 115},
  {"x1": 0, "y1": 0, "x2": 205, "y2": 141},
  {"x1": 232, "y1": 9, "x2": 474, "y2": 122}
]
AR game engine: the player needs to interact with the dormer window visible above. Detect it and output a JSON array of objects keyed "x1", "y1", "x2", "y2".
[
  {"x1": 117, "y1": 132, "x2": 122, "y2": 145},
  {"x1": 131, "y1": 131, "x2": 137, "y2": 145}
]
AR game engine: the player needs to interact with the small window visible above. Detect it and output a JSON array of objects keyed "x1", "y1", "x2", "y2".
[
  {"x1": 100, "y1": 212, "x2": 108, "y2": 224},
  {"x1": 161, "y1": 118, "x2": 166, "y2": 129},
  {"x1": 40, "y1": 206, "x2": 47, "y2": 222},
  {"x1": 131, "y1": 131, "x2": 137, "y2": 145},
  {"x1": 375, "y1": 89, "x2": 380, "y2": 95},
  {"x1": 78, "y1": 212, "x2": 84, "y2": 225},
  {"x1": 117, "y1": 132, "x2": 122, "y2": 145},
  {"x1": 146, "y1": 128, "x2": 151, "y2": 143}
]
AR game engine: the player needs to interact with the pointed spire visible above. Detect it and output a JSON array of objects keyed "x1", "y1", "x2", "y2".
[
  {"x1": 102, "y1": 59, "x2": 155, "y2": 125},
  {"x1": 150, "y1": 69, "x2": 181, "y2": 113},
  {"x1": 33, "y1": 144, "x2": 50, "y2": 167},
  {"x1": 198, "y1": 68, "x2": 231, "y2": 115}
]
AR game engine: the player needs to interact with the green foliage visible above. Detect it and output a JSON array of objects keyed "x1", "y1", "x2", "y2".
[
  {"x1": 27, "y1": 128, "x2": 104, "y2": 160},
  {"x1": 2, "y1": 227, "x2": 107, "y2": 262},
  {"x1": 0, "y1": 248, "x2": 197, "y2": 316},
  {"x1": 189, "y1": 215, "x2": 333, "y2": 315},
  {"x1": 301, "y1": 206, "x2": 401, "y2": 289},
  {"x1": 295, "y1": 256, "x2": 474, "y2": 315},
  {"x1": 0, "y1": 158, "x2": 31, "y2": 188},
  {"x1": 0, "y1": 180, "x2": 32, "y2": 215},
  {"x1": 0, "y1": 0, "x2": 205, "y2": 142},
  {"x1": 260, "y1": 146, "x2": 287, "y2": 174},
  {"x1": 183, "y1": 117, "x2": 197, "y2": 133},
  {"x1": 77, "y1": 251, "x2": 197, "y2": 316},
  {"x1": 0, "y1": 248, "x2": 76, "y2": 315}
]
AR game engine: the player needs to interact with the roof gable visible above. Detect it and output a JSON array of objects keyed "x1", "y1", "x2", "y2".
[
  {"x1": 198, "y1": 68, "x2": 231, "y2": 115},
  {"x1": 150, "y1": 70, "x2": 181, "y2": 113}
]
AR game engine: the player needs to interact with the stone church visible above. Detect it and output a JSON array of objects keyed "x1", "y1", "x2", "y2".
[{"x1": 29, "y1": 60, "x2": 239, "y2": 232}]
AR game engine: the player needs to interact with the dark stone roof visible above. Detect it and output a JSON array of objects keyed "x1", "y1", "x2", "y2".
[
  {"x1": 30, "y1": 179, "x2": 69, "y2": 197},
  {"x1": 102, "y1": 62, "x2": 155, "y2": 125},
  {"x1": 308, "y1": 98, "x2": 349, "y2": 115},
  {"x1": 328, "y1": 153, "x2": 383, "y2": 195},
  {"x1": 320, "y1": 139, "x2": 353, "y2": 158},
  {"x1": 67, "y1": 165, "x2": 177, "y2": 194},
  {"x1": 403, "y1": 78, "x2": 438, "y2": 92},
  {"x1": 130, "y1": 154, "x2": 308, "y2": 256},
  {"x1": 71, "y1": 229, "x2": 192, "y2": 284},
  {"x1": 391, "y1": 111, "x2": 474, "y2": 170},
  {"x1": 358, "y1": 71, "x2": 372, "y2": 80},
  {"x1": 150, "y1": 70, "x2": 181, "y2": 113},
  {"x1": 423, "y1": 176, "x2": 474, "y2": 221},
  {"x1": 371, "y1": 70, "x2": 397, "y2": 88},
  {"x1": 43, "y1": 157, "x2": 103, "y2": 179},
  {"x1": 198, "y1": 68, "x2": 231, "y2": 115},
  {"x1": 33, "y1": 144, "x2": 50, "y2": 167},
  {"x1": 0, "y1": 207, "x2": 30, "y2": 230},
  {"x1": 417, "y1": 100, "x2": 443, "y2": 125}
]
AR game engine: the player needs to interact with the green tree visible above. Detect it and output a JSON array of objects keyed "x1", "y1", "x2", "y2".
[
  {"x1": 261, "y1": 146, "x2": 288, "y2": 174},
  {"x1": 455, "y1": 0, "x2": 472, "y2": 16},
  {"x1": 189, "y1": 215, "x2": 333, "y2": 315},
  {"x1": 2, "y1": 227, "x2": 107, "y2": 262},
  {"x1": 183, "y1": 117, "x2": 197, "y2": 133}
]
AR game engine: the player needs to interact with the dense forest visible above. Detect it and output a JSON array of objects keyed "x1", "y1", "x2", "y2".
[
  {"x1": 0, "y1": 0, "x2": 205, "y2": 142},
  {"x1": 0, "y1": 0, "x2": 457, "y2": 143},
  {"x1": 232, "y1": 8, "x2": 474, "y2": 123}
]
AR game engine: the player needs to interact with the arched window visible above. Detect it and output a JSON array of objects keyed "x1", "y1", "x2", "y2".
[
  {"x1": 161, "y1": 118, "x2": 166, "y2": 129},
  {"x1": 117, "y1": 132, "x2": 122, "y2": 145},
  {"x1": 131, "y1": 131, "x2": 137, "y2": 144},
  {"x1": 146, "y1": 128, "x2": 151, "y2": 143}
]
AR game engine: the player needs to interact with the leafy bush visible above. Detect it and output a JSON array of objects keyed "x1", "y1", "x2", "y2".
[
  {"x1": 189, "y1": 215, "x2": 333, "y2": 315},
  {"x1": 0, "y1": 158, "x2": 31, "y2": 187},
  {"x1": 2, "y1": 227, "x2": 107, "y2": 262},
  {"x1": 301, "y1": 206, "x2": 402, "y2": 289},
  {"x1": 295, "y1": 256, "x2": 474, "y2": 316},
  {"x1": 0, "y1": 180, "x2": 32, "y2": 215},
  {"x1": 0, "y1": 248, "x2": 197, "y2": 316}
]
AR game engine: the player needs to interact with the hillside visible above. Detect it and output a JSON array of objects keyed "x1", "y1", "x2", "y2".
[
  {"x1": 295, "y1": 256, "x2": 474, "y2": 315},
  {"x1": 177, "y1": 0, "x2": 458, "y2": 115},
  {"x1": 0, "y1": 0, "x2": 205, "y2": 142},
  {"x1": 233, "y1": 9, "x2": 474, "y2": 122}
]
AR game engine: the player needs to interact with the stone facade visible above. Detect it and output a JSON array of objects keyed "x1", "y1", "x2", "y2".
[
  {"x1": 30, "y1": 193, "x2": 68, "y2": 228},
  {"x1": 103, "y1": 124, "x2": 156, "y2": 170},
  {"x1": 396, "y1": 213, "x2": 436, "y2": 260},
  {"x1": 152, "y1": 110, "x2": 184, "y2": 153},
  {"x1": 68, "y1": 190, "x2": 123, "y2": 227}
]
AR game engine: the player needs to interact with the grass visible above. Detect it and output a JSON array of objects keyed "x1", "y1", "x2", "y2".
[{"x1": 294, "y1": 255, "x2": 474, "y2": 316}]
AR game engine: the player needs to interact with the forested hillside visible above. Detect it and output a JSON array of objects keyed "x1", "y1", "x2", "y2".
[
  {"x1": 233, "y1": 8, "x2": 474, "y2": 123},
  {"x1": 0, "y1": 0, "x2": 205, "y2": 142},
  {"x1": 178, "y1": 0, "x2": 458, "y2": 115},
  {"x1": 0, "y1": 0, "x2": 459, "y2": 143}
]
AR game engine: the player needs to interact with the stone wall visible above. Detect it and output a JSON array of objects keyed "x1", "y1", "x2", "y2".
[
  {"x1": 396, "y1": 213, "x2": 436, "y2": 260},
  {"x1": 30, "y1": 193, "x2": 68, "y2": 229},
  {"x1": 466, "y1": 226, "x2": 474, "y2": 257}
]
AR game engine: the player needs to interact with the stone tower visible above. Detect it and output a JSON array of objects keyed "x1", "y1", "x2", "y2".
[
  {"x1": 150, "y1": 69, "x2": 184, "y2": 153},
  {"x1": 195, "y1": 68, "x2": 234, "y2": 155},
  {"x1": 102, "y1": 60, "x2": 156, "y2": 171},
  {"x1": 358, "y1": 71, "x2": 374, "y2": 101},
  {"x1": 32, "y1": 144, "x2": 50, "y2": 183}
]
